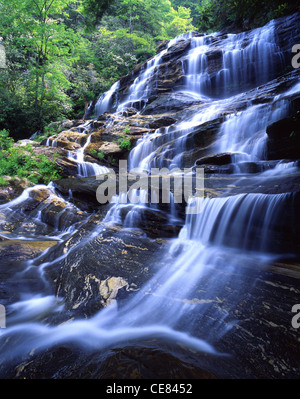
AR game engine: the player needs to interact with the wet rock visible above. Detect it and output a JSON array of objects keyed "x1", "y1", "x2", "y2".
[
  {"x1": 42, "y1": 223, "x2": 175, "y2": 316},
  {"x1": 180, "y1": 118, "x2": 224, "y2": 167},
  {"x1": 86, "y1": 125, "x2": 150, "y2": 163},
  {"x1": 146, "y1": 116, "x2": 177, "y2": 129},
  {"x1": 55, "y1": 157, "x2": 79, "y2": 178},
  {"x1": 53, "y1": 175, "x2": 103, "y2": 210},
  {"x1": 0, "y1": 239, "x2": 58, "y2": 265},
  {"x1": 0, "y1": 177, "x2": 34, "y2": 205},
  {"x1": 0, "y1": 187, "x2": 87, "y2": 237},
  {"x1": 54, "y1": 130, "x2": 88, "y2": 146},
  {"x1": 118, "y1": 107, "x2": 138, "y2": 117},
  {"x1": 32, "y1": 145, "x2": 66, "y2": 161},
  {"x1": 118, "y1": 206, "x2": 183, "y2": 238},
  {"x1": 142, "y1": 92, "x2": 206, "y2": 116},
  {"x1": 266, "y1": 108, "x2": 300, "y2": 160},
  {"x1": 47, "y1": 119, "x2": 83, "y2": 132},
  {"x1": 0, "y1": 342, "x2": 218, "y2": 379},
  {"x1": 196, "y1": 153, "x2": 233, "y2": 166},
  {"x1": 41, "y1": 137, "x2": 81, "y2": 151},
  {"x1": 161, "y1": 39, "x2": 192, "y2": 62}
]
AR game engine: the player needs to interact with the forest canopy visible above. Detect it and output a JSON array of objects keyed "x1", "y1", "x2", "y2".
[{"x1": 0, "y1": 0, "x2": 298, "y2": 140}]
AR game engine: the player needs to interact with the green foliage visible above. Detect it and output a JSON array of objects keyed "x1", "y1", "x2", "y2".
[
  {"x1": 196, "y1": 0, "x2": 300, "y2": 33},
  {"x1": 0, "y1": 0, "x2": 195, "y2": 140},
  {"x1": 91, "y1": 149, "x2": 105, "y2": 160},
  {"x1": 271, "y1": 3, "x2": 289, "y2": 19},
  {"x1": 82, "y1": 0, "x2": 116, "y2": 29},
  {"x1": 123, "y1": 126, "x2": 131, "y2": 134},
  {"x1": 0, "y1": 129, "x2": 14, "y2": 150},
  {"x1": 0, "y1": 134, "x2": 61, "y2": 185},
  {"x1": 97, "y1": 151, "x2": 105, "y2": 160},
  {"x1": 0, "y1": 176, "x2": 9, "y2": 187},
  {"x1": 118, "y1": 136, "x2": 131, "y2": 151}
]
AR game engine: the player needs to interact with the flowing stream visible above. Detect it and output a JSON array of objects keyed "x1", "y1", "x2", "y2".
[{"x1": 0, "y1": 15, "x2": 300, "y2": 376}]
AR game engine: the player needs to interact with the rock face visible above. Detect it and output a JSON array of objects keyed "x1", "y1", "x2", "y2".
[
  {"x1": 0, "y1": 238, "x2": 57, "y2": 264},
  {"x1": 49, "y1": 224, "x2": 174, "y2": 316},
  {"x1": 266, "y1": 108, "x2": 300, "y2": 160},
  {"x1": 0, "y1": 177, "x2": 34, "y2": 205},
  {"x1": 1, "y1": 13, "x2": 300, "y2": 380}
]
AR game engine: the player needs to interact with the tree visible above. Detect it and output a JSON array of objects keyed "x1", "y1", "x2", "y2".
[
  {"x1": 196, "y1": 0, "x2": 300, "y2": 33},
  {"x1": 0, "y1": 0, "x2": 197, "y2": 139},
  {"x1": 0, "y1": 0, "x2": 81, "y2": 130},
  {"x1": 82, "y1": 0, "x2": 116, "y2": 28}
]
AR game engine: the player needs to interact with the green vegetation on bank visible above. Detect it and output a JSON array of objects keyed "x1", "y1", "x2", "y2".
[{"x1": 0, "y1": 130, "x2": 61, "y2": 186}]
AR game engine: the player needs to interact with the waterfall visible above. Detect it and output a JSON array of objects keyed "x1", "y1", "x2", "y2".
[
  {"x1": 95, "y1": 32, "x2": 194, "y2": 115},
  {"x1": 67, "y1": 134, "x2": 109, "y2": 177},
  {"x1": 94, "y1": 81, "x2": 120, "y2": 117},
  {"x1": 216, "y1": 98, "x2": 291, "y2": 166},
  {"x1": 0, "y1": 14, "x2": 300, "y2": 377}
]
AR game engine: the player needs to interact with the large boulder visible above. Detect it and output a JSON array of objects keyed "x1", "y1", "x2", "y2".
[{"x1": 38, "y1": 221, "x2": 175, "y2": 317}]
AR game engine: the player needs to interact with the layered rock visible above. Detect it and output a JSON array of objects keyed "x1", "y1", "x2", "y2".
[{"x1": 266, "y1": 105, "x2": 300, "y2": 160}]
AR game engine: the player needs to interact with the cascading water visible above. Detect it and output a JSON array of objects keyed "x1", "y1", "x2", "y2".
[
  {"x1": 95, "y1": 32, "x2": 194, "y2": 116},
  {"x1": 0, "y1": 14, "x2": 300, "y2": 377},
  {"x1": 94, "y1": 81, "x2": 120, "y2": 117},
  {"x1": 67, "y1": 134, "x2": 110, "y2": 177},
  {"x1": 216, "y1": 98, "x2": 291, "y2": 168},
  {"x1": 46, "y1": 120, "x2": 110, "y2": 178}
]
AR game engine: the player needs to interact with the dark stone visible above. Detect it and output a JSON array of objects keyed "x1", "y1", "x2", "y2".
[
  {"x1": 160, "y1": 39, "x2": 192, "y2": 62},
  {"x1": 147, "y1": 116, "x2": 177, "y2": 129},
  {"x1": 0, "y1": 342, "x2": 218, "y2": 379},
  {"x1": 42, "y1": 223, "x2": 175, "y2": 316},
  {"x1": 0, "y1": 239, "x2": 58, "y2": 265},
  {"x1": 142, "y1": 92, "x2": 205, "y2": 115},
  {"x1": 196, "y1": 153, "x2": 233, "y2": 166},
  {"x1": 266, "y1": 109, "x2": 300, "y2": 160},
  {"x1": 55, "y1": 157, "x2": 79, "y2": 178}
]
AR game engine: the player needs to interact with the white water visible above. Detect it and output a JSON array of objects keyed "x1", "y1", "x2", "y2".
[
  {"x1": 0, "y1": 184, "x2": 87, "y2": 241},
  {"x1": 1, "y1": 17, "x2": 300, "y2": 372},
  {"x1": 94, "y1": 81, "x2": 120, "y2": 116},
  {"x1": 45, "y1": 120, "x2": 110, "y2": 177},
  {"x1": 67, "y1": 134, "x2": 110, "y2": 177},
  {"x1": 216, "y1": 98, "x2": 291, "y2": 167}
]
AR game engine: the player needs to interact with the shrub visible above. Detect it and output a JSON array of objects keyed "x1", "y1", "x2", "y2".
[
  {"x1": 0, "y1": 129, "x2": 14, "y2": 151},
  {"x1": 0, "y1": 135, "x2": 61, "y2": 185},
  {"x1": 118, "y1": 136, "x2": 131, "y2": 151},
  {"x1": 0, "y1": 176, "x2": 9, "y2": 186}
]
